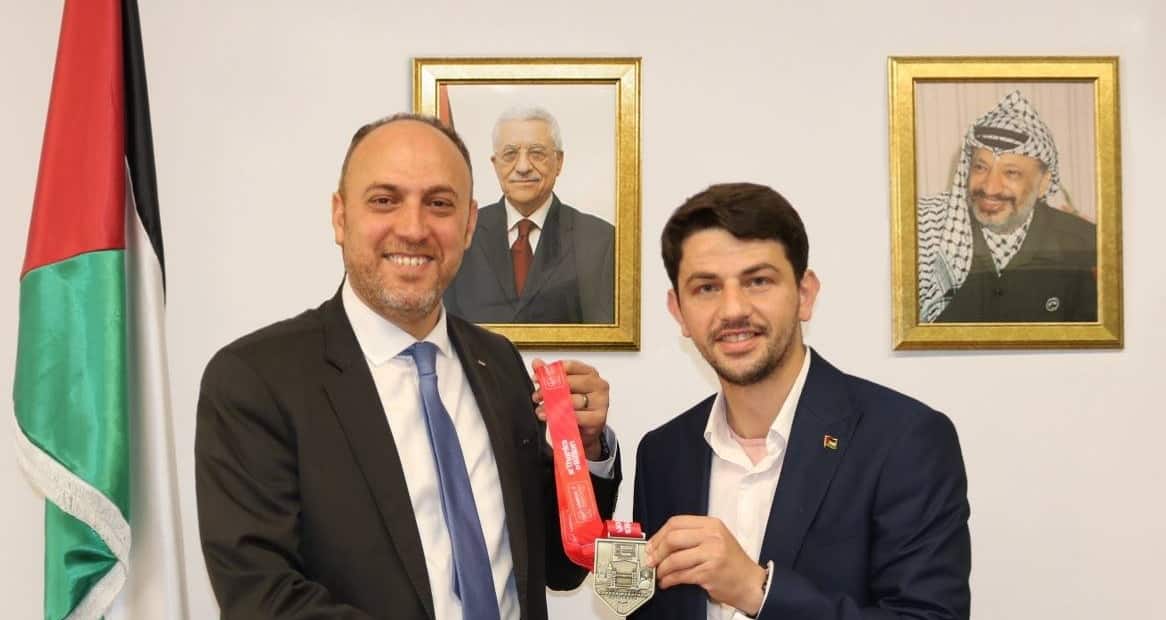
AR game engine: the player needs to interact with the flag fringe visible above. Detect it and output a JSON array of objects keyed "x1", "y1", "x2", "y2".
[
  {"x1": 13, "y1": 420, "x2": 132, "y2": 592},
  {"x1": 65, "y1": 562, "x2": 126, "y2": 620}
]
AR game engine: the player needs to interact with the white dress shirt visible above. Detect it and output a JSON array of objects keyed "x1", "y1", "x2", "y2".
[
  {"x1": 342, "y1": 280, "x2": 617, "y2": 619},
  {"x1": 505, "y1": 194, "x2": 553, "y2": 253},
  {"x1": 704, "y1": 347, "x2": 812, "y2": 620},
  {"x1": 343, "y1": 282, "x2": 519, "y2": 619}
]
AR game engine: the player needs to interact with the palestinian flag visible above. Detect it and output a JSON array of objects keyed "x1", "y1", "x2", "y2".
[{"x1": 14, "y1": 1, "x2": 188, "y2": 618}]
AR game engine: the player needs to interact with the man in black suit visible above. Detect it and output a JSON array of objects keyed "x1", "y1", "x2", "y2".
[
  {"x1": 633, "y1": 183, "x2": 970, "y2": 619},
  {"x1": 195, "y1": 114, "x2": 620, "y2": 619},
  {"x1": 444, "y1": 106, "x2": 615, "y2": 324}
]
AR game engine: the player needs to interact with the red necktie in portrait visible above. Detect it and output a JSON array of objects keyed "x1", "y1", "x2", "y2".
[{"x1": 512, "y1": 218, "x2": 535, "y2": 295}]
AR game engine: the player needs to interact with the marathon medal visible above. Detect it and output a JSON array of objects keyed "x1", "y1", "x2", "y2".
[
  {"x1": 536, "y1": 362, "x2": 655, "y2": 617},
  {"x1": 592, "y1": 534, "x2": 655, "y2": 616}
]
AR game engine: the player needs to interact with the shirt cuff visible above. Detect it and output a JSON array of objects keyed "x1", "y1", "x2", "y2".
[
  {"x1": 587, "y1": 426, "x2": 618, "y2": 479},
  {"x1": 747, "y1": 560, "x2": 775, "y2": 618}
]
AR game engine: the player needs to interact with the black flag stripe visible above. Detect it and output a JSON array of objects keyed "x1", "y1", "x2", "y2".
[{"x1": 122, "y1": 0, "x2": 166, "y2": 291}]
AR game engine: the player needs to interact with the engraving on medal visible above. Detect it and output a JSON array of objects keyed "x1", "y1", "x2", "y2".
[{"x1": 592, "y1": 537, "x2": 655, "y2": 616}]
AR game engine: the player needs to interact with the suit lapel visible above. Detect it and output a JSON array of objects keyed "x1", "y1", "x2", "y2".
[
  {"x1": 679, "y1": 399, "x2": 714, "y2": 518},
  {"x1": 759, "y1": 351, "x2": 860, "y2": 571},
  {"x1": 516, "y1": 197, "x2": 571, "y2": 314},
  {"x1": 679, "y1": 402, "x2": 715, "y2": 619},
  {"x1": 319, "y1": 291, "x2": 435, "y2": 619},
  {"x1": 477, "y1": 200, "x2": 520, "y2": 307},
  {"x1": 446, "y1": 316, "x2": 531, "y2": 608}
]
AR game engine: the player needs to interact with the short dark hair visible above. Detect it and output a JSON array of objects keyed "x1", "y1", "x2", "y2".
[
  {"x1": 337, "y1": 113, "x2": 473, "y2": 196},
  {"x1": 661, "y1": 183, "x2": 809, "y2": 290}
]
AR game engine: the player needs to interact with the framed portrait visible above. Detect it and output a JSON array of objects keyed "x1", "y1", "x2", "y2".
[
  {"x1": 413, "y1": 57, "x2": 641, "y2": 350},
  {"x1": 888, "y1": 56, "x2": 1122, "y2": 349}
]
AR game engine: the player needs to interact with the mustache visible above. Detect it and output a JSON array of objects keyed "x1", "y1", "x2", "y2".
[
  {"x1": 381, "y1": 241, "x2": 434, "y2": 254},
  {"x1": 970, "y1": 188, "x2": 1017, "y2": 206},
  {"x1": 711, "y1": 317, "x2": 768, "y2": 340}
]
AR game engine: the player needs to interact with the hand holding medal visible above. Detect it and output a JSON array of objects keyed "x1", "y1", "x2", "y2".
[{"x1": 534, "y1": 361, "x2": 655, "y2": 616}]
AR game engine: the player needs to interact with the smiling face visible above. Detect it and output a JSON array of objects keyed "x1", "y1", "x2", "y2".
[
  {"x1": 331, "y1": 120, "x2": 478, "y2": 338},
  {"x1": 667, "y1": 228, "x2": 819, "y2": 387},
  {"x1": 967, "y1": 147, "x2": 1052, "y2": 234},
  {"x1": 490, "y1": 119, "x2": 563, "y2": 216}
]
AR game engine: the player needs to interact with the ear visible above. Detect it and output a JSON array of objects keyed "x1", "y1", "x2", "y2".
[
  {"x1": 331, "y1": 191, "x2": 346, "y2": 246},
  {"x1": 797, "y1": 269, "x2": 821, "y2": 322},
  {"x1": 555, "y1": 150, "x2": 565, "y2": 175},
  {"x1": 666, "y1": 288, "x2": 691, "y2": 338},
  {"x1": 464, "y1": 198, "x2": 479, "y2": 249}
]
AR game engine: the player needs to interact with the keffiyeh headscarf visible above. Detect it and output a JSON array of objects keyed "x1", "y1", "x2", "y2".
[{"x1": 917, "y1": 90, "x2": 1061, "y2": 322}]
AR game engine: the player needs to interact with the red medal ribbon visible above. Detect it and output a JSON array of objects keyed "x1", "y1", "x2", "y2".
[{"x1": 537, "y1": 362, "x2": 643, "y2": 569}]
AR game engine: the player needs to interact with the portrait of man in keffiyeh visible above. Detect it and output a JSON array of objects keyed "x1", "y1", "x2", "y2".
[{"x1": 916, "y1": 90, "x2": 1097, "y2": 324}]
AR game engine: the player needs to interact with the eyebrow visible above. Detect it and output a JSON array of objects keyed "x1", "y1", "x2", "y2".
[
  {"x1": 682, "y1": 262, "x2": 779, "y2": 286},
  {"x1": 362, "y1": 182, "x2": 461, "y2": 200}
]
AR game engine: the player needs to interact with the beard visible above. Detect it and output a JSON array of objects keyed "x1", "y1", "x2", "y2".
[
  {"x1": 969, "y1": 188, "x2": 1038, "y2": 234},
  {"x1": 701, "y1": 317, "x2": 798, "y2": 387},
  {"x1": 344, "y1": 246, "x2": 442, "y2": 324}
]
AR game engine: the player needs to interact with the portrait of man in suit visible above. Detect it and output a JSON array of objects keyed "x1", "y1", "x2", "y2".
[
  {"x1": 445, "y1": 106, "x2": 615, "y2": 324},
  {"x1": 634, "y1": 183, "x2": 971, "y2": 618},
  {"x1": 194, "y1": 113, "x2": 620, "y2": 619},
  {"x1": 916, "y1": 88, "x2": 1098, "y2": 323}
]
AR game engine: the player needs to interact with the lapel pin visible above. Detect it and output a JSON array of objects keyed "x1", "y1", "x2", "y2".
[
  {"x1": 476, "y1": 359, "x2": 488, "y2": 367},
  {"x1": 823, "y1": 435, "x2": 839, "y2": 450}
]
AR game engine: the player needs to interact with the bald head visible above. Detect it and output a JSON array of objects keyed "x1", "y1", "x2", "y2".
[{"x1": 338, "y1": 113, "x2": 473, "y2": 198}]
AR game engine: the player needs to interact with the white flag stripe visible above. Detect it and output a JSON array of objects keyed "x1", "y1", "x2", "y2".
[{"x1": 108, "y1": 164, "x2": 190, "y2": 620}]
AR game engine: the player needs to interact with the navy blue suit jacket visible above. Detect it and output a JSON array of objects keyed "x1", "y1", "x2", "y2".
[{"x1": 632, "y1": 351, "x2": 971, "y2": 619}]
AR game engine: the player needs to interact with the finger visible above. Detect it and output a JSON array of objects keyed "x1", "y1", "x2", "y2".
[
  {"x1": 648, "y1": 524, "x2": 706, "y2": 564},
  {"x1": 658, "y1": 565, "x2": 706, "y2": 591},
  {"x1": 529, "y1": 358, "x2": 547, "y2": 392},
  {"x1": 657, "y1": 515, "x2": 717, "y2": 532},
  {"x1": 574, "y1": 392, "x2": 590, "y2": 411},
  {"x1": 655, "y1": 546, "x2": 706, "y2": 582},
  {"x1": 558, "y1": 359, "x2": 596, "y2": 377},
  {"x1": 564, "y1": 371, "x2": 607, "y2": 393}
]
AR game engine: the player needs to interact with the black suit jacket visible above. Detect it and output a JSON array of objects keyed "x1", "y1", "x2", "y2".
[
  {"x1": 632, "y1": 351, "x2": 970, "y2": 619},
  {"x1": 445, "y1": 195, "x2": 615, "y2": 324},
  {"x1": 195, "y1": 290, "x2": 620, "y2": 619},
  {"x1": 937, "y1": 202, "x2": 1097, "y2": 323}
]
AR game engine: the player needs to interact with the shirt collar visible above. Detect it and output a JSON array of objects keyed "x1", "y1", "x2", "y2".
[
  {"x1": 341, "y1": 277, "x2": 453, "y2": 366},
  {"x1": 505, "y1": 193, "x2": 554, "y2": 233},
  {"x1": 703, "y1": 345, "x2": 813, "y2": 464}
]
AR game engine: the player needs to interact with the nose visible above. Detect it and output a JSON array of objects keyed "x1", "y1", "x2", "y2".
[
  {"x1": 720, "y1": 282, "x2": 751, "y2": 321},
  {"x1": 984, "y1": 164, "x2": 1006, "y2": 195},
  {"x1": 393, "y1": 199, "x2": 427, "y2": 242},
  {"x1": 514, "y1": 150, "x2": 533, "y2": 174}
]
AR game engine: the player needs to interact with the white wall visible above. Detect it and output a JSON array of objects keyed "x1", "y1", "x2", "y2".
[{"x1": 2, "y1": 1, "x2": 1162, "y2": 618}]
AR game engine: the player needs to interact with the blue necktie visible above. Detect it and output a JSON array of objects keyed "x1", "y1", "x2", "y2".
[{"x1": 406, "y1": 342, "x2": 500, "y2": 619}]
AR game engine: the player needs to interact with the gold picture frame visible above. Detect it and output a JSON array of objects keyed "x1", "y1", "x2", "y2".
[
  {"x1": 889, "y1": 56, "x2": 1122, "y2": 349},
  {"x1": 413, "y1": 57, "x2": 641, "y2": 350}
]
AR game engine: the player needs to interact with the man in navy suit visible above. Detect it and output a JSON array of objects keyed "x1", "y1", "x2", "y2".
[{"x1": 633, "y1": 183, "x2": 971, "y2": 619}]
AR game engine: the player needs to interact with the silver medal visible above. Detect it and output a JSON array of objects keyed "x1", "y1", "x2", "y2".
[{"x1": 592, "y1": 537, "x2": 655, "y2": 616}]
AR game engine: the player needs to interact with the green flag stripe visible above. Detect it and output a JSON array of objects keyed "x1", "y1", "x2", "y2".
[
  {"x1": 45, "y1": 503, "x2": 125, "y2": 620},
  {"x1": 14, "y1": 250, "x2": 131, "y2": 619},
  {"x1": 15, "y1": 250, "x2": 129, "y2": 512}
]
